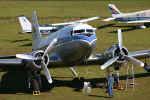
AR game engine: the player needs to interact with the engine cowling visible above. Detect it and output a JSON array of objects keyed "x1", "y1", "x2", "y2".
[
  {"x1": 104, "y1": 45, "x2": 128, "y2": 63},
  {"x1": 26, "y1": 50, "x2": 49, "y2": 71}
]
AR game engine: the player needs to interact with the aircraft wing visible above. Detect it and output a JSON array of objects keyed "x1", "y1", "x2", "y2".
[
  {"x1": 83, "y1": 54, "x2": 107, "y2": 65},
  {"x1": 103, "y1": 17, "x2": 116, "y2": 22},
  {"x1": 0, "y1": 50, "x2": 149, "y2": 71},
  {"x1": 128, "y1": 50, "x2": 150, "y2": 59},
  {"x1": 0, "y1": 59, "x2": 25, "y2": 71},
  {"x1": 0, "y1": 55, "x2": 24, "y2": 65},
  {"x1": 0, "y1": 59, "x2": 23, "y2": 65},
  {"x1": 50, "y1": 16, "x2": 100, "y2": 26},
  {"x1": 126, "y1": 20, "x2": 150, "y2": 23},
  {"x1": 84, "y1": 50, "x2": 150, "y2": 65},
  {"x1": 0, "y1": 55, "x2": 16, "y2": 59}
]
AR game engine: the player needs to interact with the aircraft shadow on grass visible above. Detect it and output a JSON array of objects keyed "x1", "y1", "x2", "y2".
[
  {"x1": 11, "y1": 39, "x2": 31, "y2": 43},
  {"x1": 96, "y1": 23, "x2": 139, "y2": 33},
  {"x1": 9, "y1": 39, "x2": 32, "y2": 47},
  {"x1": 109, "y1": 24, "x2": 150, "y2": 33},
  {"x1": 96, "y1": 23, "x2": 115, "y2": 30},
  {"x1": 97, "y1": 23, "x2": 150, "y2": 33},
  {"x1": 109, "y1": 25, "x2": 140, "y2": 33},
  {"x1": 0, "y1": 71, "x2": 149, "y2": 94},
  {"x1": 20, "y1": 43, "x2": 32, "y2": 47}
]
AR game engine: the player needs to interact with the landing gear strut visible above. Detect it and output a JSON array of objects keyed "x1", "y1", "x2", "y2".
[
  {"x1": 143, "y1": 58, "x2": 150, "y2": 72},
  {"x1": 27, "y1": 70, "x2": 42, "y2": 95},
  {"x1": 69, "y1": 67, "x2": 78, "y2": 78}
]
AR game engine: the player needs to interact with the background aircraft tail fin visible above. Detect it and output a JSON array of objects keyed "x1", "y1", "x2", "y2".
[
  {"x1": 108, "y1": 4, "x2": 121, "y2": 16},
  {"x1": 18, "y1": 15, "x2": 32, "y2": 33},
  {"x1": 31, "y1": 11, "x2": 42, "y2": 50}
]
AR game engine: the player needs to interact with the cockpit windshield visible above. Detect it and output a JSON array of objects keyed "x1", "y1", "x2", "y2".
[
  {"x1": 74, "y1": 29, "x2": 85, "y2": 33},
  {"x1": 72, "y1": 29, "x2": 95, "y2": 37}
]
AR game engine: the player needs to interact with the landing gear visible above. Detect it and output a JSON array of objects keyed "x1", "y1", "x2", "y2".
[
  {"x1": 32, "y1": 79, "x2": 41, "y2": 95},
  {"x1": 27, "y1": 71, "x2": 42, "y2": 95},
  {"x1": 144, "y1": 63, "x2": 150, "y2": 72},
  {"x1": 143, "y1": 58, "x2": 150, "y2": 72},
  {"x1": 69, "y1": 67, "x2": 79, "y2": 78}
]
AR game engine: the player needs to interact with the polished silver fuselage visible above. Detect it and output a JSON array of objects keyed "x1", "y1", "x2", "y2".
[{"x1": 36, "y1": 23, "x2": 97, "y2": 67}]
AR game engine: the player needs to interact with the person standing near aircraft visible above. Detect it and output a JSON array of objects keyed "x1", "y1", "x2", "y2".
[{"x1": 107, "y1": 72, "x2": 114, "y2": 98}]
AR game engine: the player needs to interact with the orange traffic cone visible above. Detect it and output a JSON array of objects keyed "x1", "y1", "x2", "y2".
[{"x1": 118, "y1": 83, "x2": 123, "y2": 90}]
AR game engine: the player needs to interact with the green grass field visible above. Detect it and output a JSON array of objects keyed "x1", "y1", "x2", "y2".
[{"x1": 0, "y1": 0, "x2": 150, "y2": 100}]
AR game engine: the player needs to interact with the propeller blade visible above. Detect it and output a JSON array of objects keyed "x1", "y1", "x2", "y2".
[
  {"x1": 16, "y1": 54, "x2": 36, "y2": 60},
  {"x1": 41, "y1": 38, "x2": 57, "y2": 84},
  {"x1": 124, "y1": 56, "x2": 144, "y2": 67},
  {"x1": 43, "y1": 38, "x2": 57, "y2": 57},
  {"x1": 118, "y1": 29, "x2": 123, "y2": 50},
  {"x1": 101, "y1": 56, "x2": 119, "y2": 70},
  {"x1": 42, "y1": 62, "x2": 53, "y2": 84}
]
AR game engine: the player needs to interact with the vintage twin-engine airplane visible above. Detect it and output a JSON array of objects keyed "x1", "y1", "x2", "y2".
[
  {"x1": 0, "y1": 11, "x2": 150, "y2": 92},
  {"x1": 103, "y1": 4, "x2": 150, "y2": 29}
]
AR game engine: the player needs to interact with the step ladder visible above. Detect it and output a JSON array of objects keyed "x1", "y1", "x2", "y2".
[{"x1": 125, "y1": 64, "x2": 135, "y2": 90}]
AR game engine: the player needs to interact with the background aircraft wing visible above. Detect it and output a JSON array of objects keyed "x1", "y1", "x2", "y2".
[
  {"x1": 50, "y1": 16, "x2": 100, "y2": 26},
  {"x1": 126, "y1": 20, "x2": 150, "y2": 23},
  {"x1": 103, "y1": 17, "x2": 116, "y2": 22}
]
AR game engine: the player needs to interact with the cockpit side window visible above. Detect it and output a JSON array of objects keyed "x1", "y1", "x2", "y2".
[{"x1": 86, "y1": 29, "x2": 94, "y2": 32}]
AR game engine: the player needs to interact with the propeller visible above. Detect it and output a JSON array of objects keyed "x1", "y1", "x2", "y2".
[
  {"x1": 16, "y1": 54, "x2": 37, "y2": 60},
  {"x1": 16, "y1": 38, "x2": 57, "y2": 84},
  {"x1": 43, "y1": 38, "x2": 57, "y2": 59},
  {"x1": 41, "y1": 58, "x2": 53, "y2": 84},
  {"x1": 101, "y1": 56, "x2": 119, "y2": 70},
  {"x1": 41, "y1": 38, "x2": 57, "y2": 84},
  {"x1": 118, "y1": 29, "x2": 123, "y2": 50},
  {"x1": 100, "y1": 29, "x2": 144, "y2": 70},
  {"x1": 124, "y1": 56, "x2": 144, "y2": 67}
]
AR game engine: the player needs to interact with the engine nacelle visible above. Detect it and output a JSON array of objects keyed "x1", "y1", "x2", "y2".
[
  {"x1": 104, "y1": 45, "x2": 128, "y2": 62},
  {"x1": 26, "y1": 50, "x2": 49, "y2": 71}
]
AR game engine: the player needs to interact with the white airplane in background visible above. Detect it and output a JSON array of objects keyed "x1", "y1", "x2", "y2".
[
  {"x1": 18, "y1": 15, "x2": 99, "y2": 34},
  {"x1": 18, "y1": 15, "x2": 58, "y2": 34},
  {"x1": 0, "y1": 11, "x2": 150, "y2": 93},
  {"x1": 103, "y1": 4, "x2": 150, "y2": 29}
]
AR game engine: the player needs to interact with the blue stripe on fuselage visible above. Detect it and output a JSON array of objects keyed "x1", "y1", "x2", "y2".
[
  {"x1": 57, "y1": 34, "x2": 97, "y2": 45},
  {"x1": 116, "y1": 17, "x2": 150, "y2": 22}
]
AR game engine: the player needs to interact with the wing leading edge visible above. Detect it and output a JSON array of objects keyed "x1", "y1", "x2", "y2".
[{"x1": 85, "y1": 50, "x2": 150, "y2": 66}]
